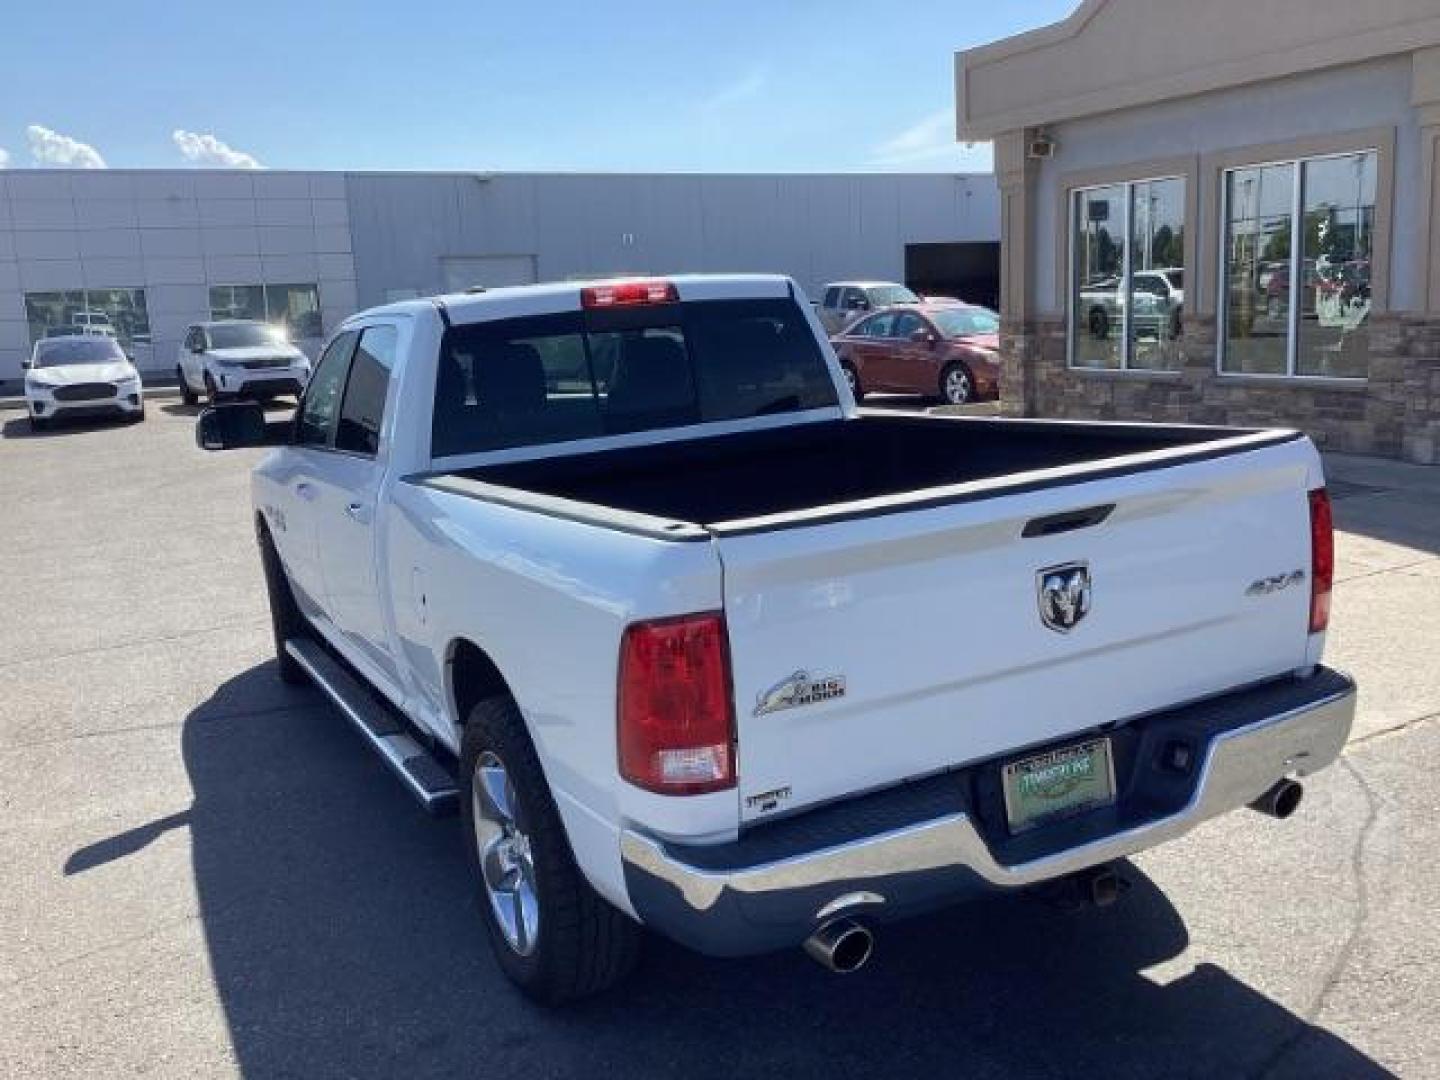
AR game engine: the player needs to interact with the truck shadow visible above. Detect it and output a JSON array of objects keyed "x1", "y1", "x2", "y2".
[
  {"x1": 1329, "y1": 476, "x2": 1440, "y2": 558},
  {"x1": 71, "y1": 664, "x2": 1390, "y2": 1079}
]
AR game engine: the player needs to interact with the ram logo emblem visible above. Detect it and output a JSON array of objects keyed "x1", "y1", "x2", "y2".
[{"x1": 1037, "y1": 562, "x2": 1092, "y2": 633}]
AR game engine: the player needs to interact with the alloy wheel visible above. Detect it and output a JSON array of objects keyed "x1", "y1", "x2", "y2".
[
  {"x1": 944, "y1": 367, "x2": 972, "y2": 405},
  {"x1": 472, "y1": 751, "x2": 540, "y2": 957}
]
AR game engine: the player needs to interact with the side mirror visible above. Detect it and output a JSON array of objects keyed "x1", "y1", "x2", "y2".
[
  {"x1": 196, "y1": 401, "x2": 290, "y2": 450},
  {"x1": 909, "y1": 329, "x2": 936, "y2": 345},
  {"x1": 20, "y1": 359, "x2": 31, "y2": 370}
]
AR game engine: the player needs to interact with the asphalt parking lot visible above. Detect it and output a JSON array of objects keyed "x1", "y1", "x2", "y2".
[{"x1": 1, "y1": 401, "x2": 1436, "y2": 1079}]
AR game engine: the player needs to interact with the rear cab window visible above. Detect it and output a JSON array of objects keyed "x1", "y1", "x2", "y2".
[{"x1": 431, "y1": 298, "x2": 839, "y2": 457}]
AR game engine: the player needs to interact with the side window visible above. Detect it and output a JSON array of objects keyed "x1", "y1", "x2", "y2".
[
  {"x1": 296, "y1": 331, "x2": 358, "y2": 447},
  {"x1": 841, "y1": 287, "x2": 866, "y2": 312},
  {"x1": 864, "y1": 312, "x2": 896, "y2": 338},
  {"x1": 891, "y1": 312, "x2": 923, "y2": 339},
  {"x1": 336, "y1": 325, "x2": 398, "y2": 456},
  {"x1": 823, "y1": 287, "x2": 841, "y2": 309},
  {"x1": 184, "y1": 327, "x2": 202, "y2": 352}
]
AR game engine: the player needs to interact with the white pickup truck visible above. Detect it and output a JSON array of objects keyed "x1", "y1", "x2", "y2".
[{"x1": 197, "y1": 274, "x2": 1356, "y2": 1003}]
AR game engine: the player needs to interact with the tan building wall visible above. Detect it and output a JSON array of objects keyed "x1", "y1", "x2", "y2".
[{"x1": 959, "y1": 1, "x2": 1440, "y2": 463}]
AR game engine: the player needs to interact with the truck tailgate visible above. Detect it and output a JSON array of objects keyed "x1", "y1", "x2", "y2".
[{"x1": 716, "y1": 440, "x2": 1318, "y2": 823}]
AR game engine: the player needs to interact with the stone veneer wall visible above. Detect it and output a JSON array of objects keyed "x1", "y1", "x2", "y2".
[{"x1": 999, "y1": 314, "x2": 1440, "y2": 463}]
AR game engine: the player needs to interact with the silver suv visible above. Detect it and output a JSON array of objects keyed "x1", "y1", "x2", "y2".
[{"x1": 816, "y1": 281, "x2": 921, "y2": 335}]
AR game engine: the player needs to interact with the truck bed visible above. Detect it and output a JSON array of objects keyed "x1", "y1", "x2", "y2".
[{"x1": 440, "y1": 413, "x2": 1295, "y2": 531}]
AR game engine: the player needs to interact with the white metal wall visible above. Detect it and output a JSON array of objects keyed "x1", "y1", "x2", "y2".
[
  {"x1": 0, "y1": 170, "x2": 360, "y2": 381},
  {"x1": 344, "y1": 172, "x2": 1000, "y2": 310},
  {"x1": 0, "y1": 169, "x2": 1000, "y2": 384}
]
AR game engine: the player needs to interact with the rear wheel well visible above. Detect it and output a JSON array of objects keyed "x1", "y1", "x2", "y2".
[{"x1": 448, "y1": 639, "x2": 512, "y2": 726}]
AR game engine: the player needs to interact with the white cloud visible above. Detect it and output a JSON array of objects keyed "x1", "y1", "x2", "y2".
[
  {"x1": 0, "y1": 147, "x2": 9, "y2": 169},
  {"x1": 172, "y1": 129, "x2": 263, "y2": 169},
  {"x1": 702, "y1": 69, "x2": 767, "y2": 112},
  {"x1": 869, "y1": 109, "x2": 992, "y2": 170},
  {"x1": 26, "y1": 125, "x2": 107, "y2": 169}
]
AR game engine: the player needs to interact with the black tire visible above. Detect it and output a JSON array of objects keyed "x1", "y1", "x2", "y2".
[
  {"x1": 29, "y1": 414, "x2": 49, "y2": 432},
  {"x1": 939, "y1": 362, "x2": 974, "y2": 406},
  {"x1": 461, "y1": 698, "x2": 640, "y2": 1003},
  {"x1": 1089, "y1": 307, "x2": 1110, "y2": 340},
  {"x1": 204, "y1": 372, "x2": 224, "y2": 404},
  {"x1": 258, "y1": 524, "x2": 308, "y2": 686},
  {"x1": 840, "y1": 361, "x2": 864, "y2": 401},
  {"x1": 128, "y1": 406, "x2": 146, "y2": 424},
  {"x1": 178, "y1": 368, "x2": 198, "y2": 406}
]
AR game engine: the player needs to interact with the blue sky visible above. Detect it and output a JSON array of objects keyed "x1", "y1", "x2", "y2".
[{"x1": 0, "y1": 1, "x2": 1075, "y2": 173}]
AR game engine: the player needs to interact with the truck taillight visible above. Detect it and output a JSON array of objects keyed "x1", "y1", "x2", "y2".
[
  {"x1": 581, "y1": 280, "x2": 679, "y2": 308},
  {"x1": 618, "y1": 613, "x2": 735, "y2": 795},
  {"x1": 1309, "y1": 487, "x2": 1334, "y2": 634}
]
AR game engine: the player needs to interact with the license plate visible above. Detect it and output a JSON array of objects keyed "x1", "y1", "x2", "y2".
[{"x1": 1002, "y1": 737, "x2": 1116, "y2": 833}]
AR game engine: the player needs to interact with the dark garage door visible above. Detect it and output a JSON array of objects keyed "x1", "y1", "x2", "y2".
[{"x1": 906, "y1": 242, "x2": 1000, "y2": 310}]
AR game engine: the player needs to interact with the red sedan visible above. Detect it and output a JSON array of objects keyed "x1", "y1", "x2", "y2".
[{"x1": 831, "y1": 303, "x2": 1000, "y2": 405}]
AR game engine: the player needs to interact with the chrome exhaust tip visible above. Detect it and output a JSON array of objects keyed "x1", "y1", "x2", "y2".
[
  {"x1": 1250, "y1": 778, "x2": 1304, "y2": 820},
  {"x1": 803, "y1": 918, "x2": 874, "y2": 974}
]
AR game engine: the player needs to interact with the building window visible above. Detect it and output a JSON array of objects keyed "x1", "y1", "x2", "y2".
[
  {"x1": 24, "y1": 288, "x2": 151, "y2": 349},
  {"x1": 209, "y1": 283, "x2": 323, "y2": 339},
  {"x1": 1221, "y1": 150, "x2": 1376, "y2": 380},
  {"x1": 1070, "y1": 177, "x2": 1185, "y2": 371},
  {"x1": 208, "y1": 285, "x2": 266, "y2": 323}
]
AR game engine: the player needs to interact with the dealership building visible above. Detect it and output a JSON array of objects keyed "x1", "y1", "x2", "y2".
[
  {"x1": 0, "y1": 168, "x2": 999, "y2": 388},
  {"x1": 958, "y1": 0, "x2": 1440, "y2": 462}
]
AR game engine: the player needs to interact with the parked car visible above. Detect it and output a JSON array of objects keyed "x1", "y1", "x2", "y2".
[
  {"x1": 831, "y1": 302, "x2": 1000, "y2": 404},
  {"x1": 1079, "y1": 269, "x2": 1183, "y2": 340},
  {"x1": 196, "y1": 274, "x2": 1353, "y2": 1003},
  {"x1": 22, "y1": 334, "x2": 144, "y2": 430},
  {"x1": 45, "y1": 323, "x2": 118, "y2": 339},
  {"x1": 177, "y1": 320, "x2": 312, "y2": 405},
  {"x1": 817, "y1": 281, "x2": 921, "y2": 334}
]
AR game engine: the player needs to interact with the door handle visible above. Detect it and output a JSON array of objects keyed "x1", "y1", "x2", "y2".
[
  {"x1": 1022, "y1": 503, "x2": 1115, "y2": 538},
  {"x1": 295, "y1": 481, "x2": 317, "y2": 501},
  {"x1": 346, "y1": 501, "x2": 372, "y2": 524}
]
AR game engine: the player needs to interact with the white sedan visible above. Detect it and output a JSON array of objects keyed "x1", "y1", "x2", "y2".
[{"x1": 23, "y1": 335, "x2": 145, "y2": 431}]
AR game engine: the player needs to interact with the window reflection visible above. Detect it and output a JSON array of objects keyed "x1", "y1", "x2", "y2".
[
  {"x1": 1298, "y1": 153, "x2": 1375, "y2": 378},
  {"x1": 24, "y1": 288, "x2": 150, "y2": 349},
  {"x1": 1128, "y1": 178, "x2": 1185, "y2": 371},
  {"x1": 1223, "y1": 163, "x2": 1294, "y2": 376},
  {"x1": 1222, "y1": 151, "x2": 1375, "y2": 379},
  {"x1": 1070, "y1": 177, "x2": 1184, "y2": 371},
  {"x1": 1072, "y1": 185, "x2": 1126, "y2": 369},
  {"x1": 208, "y1": 285, "x2": 265, "y2": 322},
  {"x1": 208, "y1": 283, "x2": 323, "y2": 339}
]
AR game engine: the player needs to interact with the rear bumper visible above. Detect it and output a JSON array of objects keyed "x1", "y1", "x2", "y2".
[{"x1": 621, "y1": 667, "x2": 1356, "y2": 957}]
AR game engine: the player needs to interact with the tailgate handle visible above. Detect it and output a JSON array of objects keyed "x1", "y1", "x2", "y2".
[{"x1": 1022, "y1": 503, "x2": 1115, "y2": 538}]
